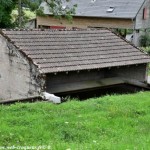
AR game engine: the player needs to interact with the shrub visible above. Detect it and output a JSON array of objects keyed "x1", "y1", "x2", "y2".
[
  {"x1": 142, "y1": 47, "x2": 150, "y2": 54},
  {"x1": 140, "y1": 33, "x2": 150, "y2": 47}
]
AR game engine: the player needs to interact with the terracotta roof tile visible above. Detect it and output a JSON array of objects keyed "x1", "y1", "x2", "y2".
[{"x1": 2, "y1": 29, "x2": 150, "y2": 73}]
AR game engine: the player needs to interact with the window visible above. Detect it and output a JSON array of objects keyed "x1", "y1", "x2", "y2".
[{"x1": 143, "y1": 7, "x2": 149, "y2": 20}]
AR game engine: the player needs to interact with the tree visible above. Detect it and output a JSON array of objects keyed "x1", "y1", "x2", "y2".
[
  {"x1": 15, "y1": 0, "x2": 77, "y2": 27},
  {"x1": 0, "y1": 0, "x2": 76, "y2": 28},
  {"x1": 17, "y1": 0, "x2": 42, "y2": 27},
  {"x1": 40, "y1": 0, "x2": 77, "y2": 21},
  {"x1": 0, "y1": 0, "x2": 17, "y2": 28}
]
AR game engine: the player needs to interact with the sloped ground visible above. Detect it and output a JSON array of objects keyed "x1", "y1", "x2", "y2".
[{"x1": 0, "y1": 92, "x2": 150, "y2": 150}]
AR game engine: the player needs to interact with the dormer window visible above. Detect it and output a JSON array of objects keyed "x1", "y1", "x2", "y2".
[{"x1": 106, "y1": 7, "x2": 115, "y2": 13}]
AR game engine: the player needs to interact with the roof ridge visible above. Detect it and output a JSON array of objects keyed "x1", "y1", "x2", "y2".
[{"x1": 0, "y1": 27, "x2": 109, "y2": 32}]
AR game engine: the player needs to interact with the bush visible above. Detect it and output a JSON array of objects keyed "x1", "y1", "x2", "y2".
[
  {"x1": 142, "y1": 47, "x2": 150, "y2": 54},
  {"x1": 140, "y1": 33, "x2": 150, "y2": 47}
]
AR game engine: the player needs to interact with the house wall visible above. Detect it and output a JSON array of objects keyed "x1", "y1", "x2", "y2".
[
  {"x1": 132, "y1": 31, "x2": 141, "y2": 47},
  {"x1": 0, "y1": 35, "x2": 43, "y2": 101},
  {"x1": 25, "y1": 19, "x2": 36, "y2": 29},
  {"x1": 37, "y1": 16, "x2": 133, "y2": 29},
  {"x1": 135, "y1": 0, "x2": 150, "y2": 29},
  {"x1": 46, "y1": 64, "x2": 147, "y2": 94}
]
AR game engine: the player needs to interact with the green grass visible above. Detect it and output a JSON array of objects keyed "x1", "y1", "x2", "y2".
[{"x1": 0, "y1": 92, "x2": 150, "y2": 150}]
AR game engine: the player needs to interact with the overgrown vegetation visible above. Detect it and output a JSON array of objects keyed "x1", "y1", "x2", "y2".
[
  {"x1": 140, "y1": 33, "x2": 150, "y2": 47},
  {"x1": 11, "y1": 8, "x2": 36, "y2": 27},
  {"x1": 139, "y1": 29, "x2": 150, "y2": 55},
  {"x1": 0, "y1": 0, "x2": 40, "y2": 28},
  {"x1": 0, "y1": 0, "x2": 17, "y2": 28},
  {"x1": 142, "y1": 46, "x2": 150, "y2": 54},
  {"x1": 0, "y1": 92, "x2": 150, "y2": 149},
  {"x1": 115, "y1": 29, "x2": 133, "y2": 38}
]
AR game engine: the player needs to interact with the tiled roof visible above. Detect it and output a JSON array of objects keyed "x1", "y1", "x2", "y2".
[
  {"x1": 41, "y1": 0, "x2": 145, "y2": 19},
  {"x1": 2, "y1": 29, "x2": 150, "y2": 74}
]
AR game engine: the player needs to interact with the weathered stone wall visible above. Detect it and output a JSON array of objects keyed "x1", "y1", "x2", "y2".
[
  {"x1": 46, "y1": 64, "x2": 148, "y2": 94},
  {"x1": 0, "y1": 35, "x2": 43, "y2": 101},
  {"x1": 46, "y1": 70, "x2": 105, "y2": 93},
  {"x1": 105, "y1": 64, "x2": 147, "y2": 82}
]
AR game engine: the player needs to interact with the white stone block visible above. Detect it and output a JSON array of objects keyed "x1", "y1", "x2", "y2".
[{"x1": 42, "y1": 92, "x2": 61, "y2": 104}]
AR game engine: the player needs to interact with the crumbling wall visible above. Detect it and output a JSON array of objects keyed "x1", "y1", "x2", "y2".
[{"x1": 0, "y1": 35, "x2": 44, "y2": 100}]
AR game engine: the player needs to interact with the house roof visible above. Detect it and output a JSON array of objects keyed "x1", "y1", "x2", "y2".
[
  {"x1": 1, "y1": 29, "x2": 150, "y2": 74},
  {"x1": 41, "y1": 0, "x2": 146, "y2": 19}
]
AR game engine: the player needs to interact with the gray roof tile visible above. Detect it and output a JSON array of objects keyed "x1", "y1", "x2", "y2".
[{"x1": 41, "y1": 0, "x2": 145, "y2": 19}]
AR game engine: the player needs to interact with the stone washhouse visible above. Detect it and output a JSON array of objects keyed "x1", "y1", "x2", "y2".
[{"x1": 0, "y1": 29, "x2": 150, "y2": 103}]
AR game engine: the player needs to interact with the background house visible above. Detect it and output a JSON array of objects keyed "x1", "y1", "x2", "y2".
[
  {"x1": 0, "y1": 29, "x2": 150, "y2": 102},
  {"x1": 37, "y1": 0, "x2": 150, "y2": 46}
]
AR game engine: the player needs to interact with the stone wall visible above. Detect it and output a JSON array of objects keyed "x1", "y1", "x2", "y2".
[
  {"x1": 46, "y1": 69, "x2": 105, "y2": 93},
  {"x1": 0, "y1": 35, "x2": 43, "y2": 100},
  {"x1": 46, "y1": 64, "x2": 148, "y2": 94},
  {"x1": 105, "y1": 64, "x2": 147, "y2": 82}
]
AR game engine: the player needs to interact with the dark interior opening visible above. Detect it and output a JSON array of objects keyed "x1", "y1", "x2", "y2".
[{"x1": 56, "y1": 84, "x2": 150, "y2": 101}]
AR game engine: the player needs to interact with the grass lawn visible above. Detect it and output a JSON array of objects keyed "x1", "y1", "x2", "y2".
[{"x1": 0, "y1": 92, "x2": 150, "y2": 150}]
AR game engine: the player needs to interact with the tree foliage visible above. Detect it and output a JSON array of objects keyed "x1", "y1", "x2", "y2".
[
  {"x1": 0, "y1": 0, "x2": 77, "y2": 28},
  {"x1": 14, "y1": 0, "x2": 41, "y2": 27},
  {"x1": 0, "y1": 0, "x2": 17, "y2": 28},
  {"x1": 140, "y1": 33, "x2": 150, "y2": 47},
  {"x1": 40, "y1": 0, "x2": 77, "y2": 21}
]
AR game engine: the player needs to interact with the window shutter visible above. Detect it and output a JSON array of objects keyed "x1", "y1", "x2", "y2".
[{"x1": 143, "y1": 8, "x2": 149, "y2": 20}]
